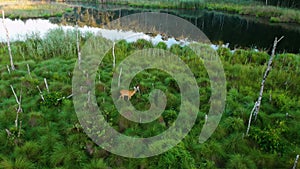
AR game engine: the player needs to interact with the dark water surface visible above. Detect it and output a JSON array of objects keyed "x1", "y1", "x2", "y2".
[{"x1": 54, "y1": 2, "x2": 300, "y2": 53}]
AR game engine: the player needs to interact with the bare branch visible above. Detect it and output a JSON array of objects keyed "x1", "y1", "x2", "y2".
[
  {"x1": 76, "y1": 23, "x2": 81, "y2": 68},
  {"x1": 37, "y1": 85, "x2": 45, "y2": 101},
  {"x1": 57, "y1": 93, "x2": 73, "y2": 101},
  {"x1": 6, "y1": 65, "x2": 10, "y2": 74},
  {"x1": 44, "y1": 78, "x2": 49, "y2": 93},
  {"x1": 5, "y1": 129, "x2": 11, "y2": 136},
  {"x1": 10, "y1": 85, "x2": 20, "y2": 105},
  {"x1": 66, "y1": 94, "x2": 73, "y2": 99},
  {"x1": 118, "y1": 67, "x2": 122, "y2": 88},
  {"x1": 246, "y1": 36, "x2": 283, "y2": 135},
  {"x1": 10, "y1": 85, "x2": 22, "y2": 128},
  {"x1": 87, "y1": 91, "x2": 91, "y2": 104},
  {"x1": 2, "y1": 10, "x2": 15, "y2": 70},
  {"x1": 293, "y1": 154, "x2": 299, "y2": 169},
  {"x1": 253, "y1": 36, "x2": 284, "y2": 120},
  {"x1": 27, "y1": 64, "x2": 32, "y2": 78},
  {"x1": 246, "y1": 101, "x2": 258, "y2": 136},
  {"x1": 18, "y1": 121, "x2": 22, "y2": 138},
  {"x1": 112, "y1": 41, "x2": 116, "y2": 69}
]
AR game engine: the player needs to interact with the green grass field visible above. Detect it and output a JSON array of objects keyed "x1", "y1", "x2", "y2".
[{"x1": 0, "y1": 29, "x2": 299, "y2": 168}]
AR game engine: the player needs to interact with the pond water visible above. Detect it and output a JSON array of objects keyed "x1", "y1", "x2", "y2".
[
  {"x1": 1, "y1": 2, "x2": 300, "y2": 53},
  {"x1": 59, "y1": 2, "x2": 300, "y2": 53},
  {"x1": 0, "y1": 18, "x2": 190, "y2": 48}
]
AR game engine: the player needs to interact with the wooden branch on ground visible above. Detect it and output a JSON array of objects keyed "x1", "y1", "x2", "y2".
[
  {"x1": 245, "y1": 36, "x2": 283, "y2": 136},
  {"x1": 57, "y1": 93, "x2": 73, "y2": 101},
  {"x1": 2, "y1": 10, "x2": 15, "y2": 71}
]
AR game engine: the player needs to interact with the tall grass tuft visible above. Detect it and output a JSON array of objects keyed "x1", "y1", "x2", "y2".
[{"x1": 23, "y1": 29, "x2": 78, "y2": 60}]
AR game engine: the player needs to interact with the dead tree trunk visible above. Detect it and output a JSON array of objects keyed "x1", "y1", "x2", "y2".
[
  {"x1": 44, "y1": 78, "x2": 49, "y2": 93},
  {"x1": 37, "y1": 85, "x2": 45, "y2": 101},
  {"x1": 27, "y1": 64, "x2": 32, "y2": 79},
  {"x1": 118, "y1": 67, "x2": 122, "y2": 88},
  {"x1": 2, "y1": 10, "x2": 15, "y2": 71},
  {"x1": 293, "y1": 154, "x2": 299, "y2": 169},
  {"x1": 246, "y1": 101, "x2": 258, "y2": 136},
  {"x1": 246, "y1": 36, "x2": 284, "y2": 136},
  {"x1": 6, "y1": 65, "x2": 10, "y2": 74},
  {"x1": 76, "y1": 23, "x2": 81, "y2": 68},
  {"x1": 10, "y1": 85, "x2": 22, "y2": 129},
  {"x1": 112, "y1": 41, "x2": 116, "y2": 69}
]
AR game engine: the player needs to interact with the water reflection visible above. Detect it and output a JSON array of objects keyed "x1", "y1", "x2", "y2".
[
  {"x1": 0, "y1": 18, "x2": 188, "y2": 48},
  {"x1": 1, "y1": 3, "x2": 300, "y2": 53},
  {"x1": 58, "y1": 4, "x2": 300, "y2": 53}
]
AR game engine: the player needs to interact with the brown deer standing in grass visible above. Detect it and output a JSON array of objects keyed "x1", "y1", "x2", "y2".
[{"x1": 119, "y1": 86, "x2": 139, "y2": 100}]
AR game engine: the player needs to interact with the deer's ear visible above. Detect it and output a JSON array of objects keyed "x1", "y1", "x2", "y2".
[{"x1": 134, "y1": 87, "x2": 136, "y2": 90}]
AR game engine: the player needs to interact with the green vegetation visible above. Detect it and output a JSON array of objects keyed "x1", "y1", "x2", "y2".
[
  {"x1": 103, "y1": 0, "x2": 300, "y2": 24},
  {"x1": 0, "y1": 1, "x2": 72, "y2": 19},
  {"x1": 1, "y1": 0, "x2": 299, "y2": 24},
  {"x1": 0, "y1": 29, "x2": 299, "y2": 168}
]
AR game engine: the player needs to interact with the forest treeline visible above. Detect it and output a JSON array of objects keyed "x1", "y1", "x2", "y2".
[
  {"x1": 0, "y1": 29, "x2": 299, "y2": 168},
  {"x1": 63, "y1": 0, "x2": 300, "y2": 9}
]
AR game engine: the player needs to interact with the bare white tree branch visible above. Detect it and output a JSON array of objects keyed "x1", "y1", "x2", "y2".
[
  {"x1": 37, "y1": 85, "x2": 45, "y2": 101},
  {"x1": 253, "y1": 36, "x2": 284, "y2": 120},
  {"x1": 10, "y1": 85, "x2": 20, "y2": 105},
  {"x1": 246, "y1": 36, "x2": 284, "y2": 135},
  {"x1": 57, "y1": 93, "x2": 73, "y2": 101},
  {"x1": 27, "y1": 64, "x2": 32, "y2": 78},
  {"x1": 2, "y1": 10, "x2": 15, "y2": 71},
  {"x1": 76, "y1": 23, "x2": 81, "y2": 68},
  {"x1": 112, "y1": 41, "x2": 116, "y2": 69},
  {"x1": 293, "y1": 154, "x2": 299, "y2": 169},
  {"x1": 87, "y1": 91, "x2": 91, "y2": 104},
  {"x1": 246, "y1": 101, "x2": 258, "y2": 136},
  {"x1": 10, "y1": 85, "x2": 22, "y2": 128},
  {"x1": 5, "y1": 129, "x2": 11, "y2": 137},
  {"x1": 6, "y1": 65, "x2": 10, "y2": 74},
  {"x1": 118, "y1": 67, "x2": 122, "y2": 88},
  {"x1": 44, "y1": 78, "x2": 49, "y2": 93},
  {"x1": 18, "y1": 120, "x2": 22, "y2": 138}
]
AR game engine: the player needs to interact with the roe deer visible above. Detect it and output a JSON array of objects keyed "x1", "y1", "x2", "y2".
[{"x1": 119, "y1": 86, "x2": 139, "y2": 100}]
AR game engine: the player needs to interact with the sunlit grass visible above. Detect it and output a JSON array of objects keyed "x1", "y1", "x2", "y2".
[{"x1": 0, "y1": 1, "x2": 72, "y2": 19}]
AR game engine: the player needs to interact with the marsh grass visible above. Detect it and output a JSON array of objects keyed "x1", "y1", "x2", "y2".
[
  {"x1": 0, "y1": 1, "x2": 71, "y2": 19},
  {"x1": 0, "y1": 29, "x2": 299, "y2": 168}
]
